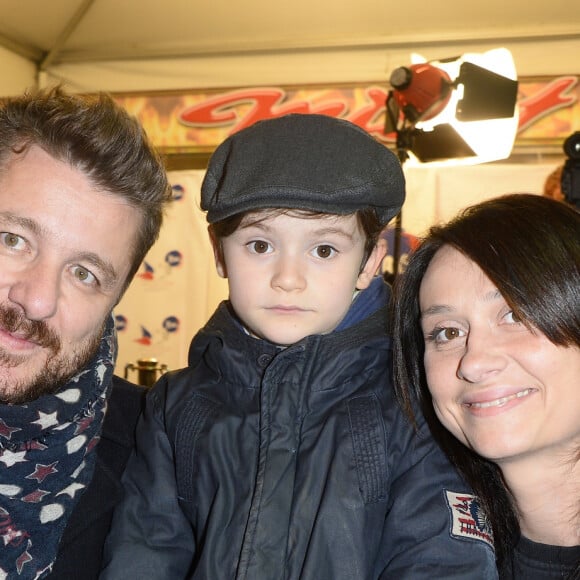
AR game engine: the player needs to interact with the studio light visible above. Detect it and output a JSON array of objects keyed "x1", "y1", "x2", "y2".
[
  {"x1": 383, "y1": 48, "x2": 519, "y2": 277},
  {"x1": 385, "y1": 48, "x2": 518, "y2": 278},
  {"x1": 385, "y1": 48, "x2": 519, "y2": 165}
]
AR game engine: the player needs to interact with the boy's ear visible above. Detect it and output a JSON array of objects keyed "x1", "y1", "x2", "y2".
[
  {"x1": 356, "y1": 238, "x2": 387, "y2": 290},
  {"x1": 208, "y1": 227, "x2": 228, "y2": 278}
]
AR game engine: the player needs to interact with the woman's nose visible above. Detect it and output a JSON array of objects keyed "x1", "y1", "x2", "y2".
[{"x1": 457, "y1": 331, "x2": 507, "y2": 383}]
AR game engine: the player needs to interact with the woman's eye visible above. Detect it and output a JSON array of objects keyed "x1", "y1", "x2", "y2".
[
  {"x1": 248, "y1": 240, "x2": 271, "y2": 254},
  {"x1": 442, "y1": 327, "x2": 461, "y2": 341},
  {"x1": 1, "y1": 232, "x2": 25, "y2": 249},
  {"x1": 313, "y1": 245, "x2": 336, "y2": 259},
  {"x1": 429, "y1": 326, "x2": 464, "y2": 343},
  {"x1": 504, "y1": 310, "x2": 522, "y2": 324}
]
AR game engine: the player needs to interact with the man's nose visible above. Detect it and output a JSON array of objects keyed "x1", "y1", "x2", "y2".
[{"x1": 7, "y1": 260, "x2": 60, "y2": 321}]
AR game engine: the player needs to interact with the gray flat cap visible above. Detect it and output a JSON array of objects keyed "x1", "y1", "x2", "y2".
[{"x1": 201, "y1": 113, "x2": 405, "y2": 225}]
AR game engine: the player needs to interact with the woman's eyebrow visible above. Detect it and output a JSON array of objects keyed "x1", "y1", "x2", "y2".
[{"x1": 421, "y1": 304, "x2": 454, "y2": 318}]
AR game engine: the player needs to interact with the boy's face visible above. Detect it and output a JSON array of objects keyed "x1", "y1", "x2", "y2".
[{"x1": 212, "y1": 211, "x2": 386, "y2": 346}]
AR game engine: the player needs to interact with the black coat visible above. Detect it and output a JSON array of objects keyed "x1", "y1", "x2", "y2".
[
  {"x1": 102, "y1": 302, "x2": 498, "y2": 579},
  {"x1": 48, "y1": 376, "x2": 145, "y2": 579}
]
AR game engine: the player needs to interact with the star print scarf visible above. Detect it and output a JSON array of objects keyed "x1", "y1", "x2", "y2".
[{"x1": 0, "y1": 316, "x2": 116, "y2": 579}]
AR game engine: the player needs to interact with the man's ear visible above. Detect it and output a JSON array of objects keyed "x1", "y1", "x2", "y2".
[
  {"x1": 356, "y1": 238, "x2": 387, "y2": 290},
  {"x1": 208, "y1": 227, "x2": 228, "y2": 278}
]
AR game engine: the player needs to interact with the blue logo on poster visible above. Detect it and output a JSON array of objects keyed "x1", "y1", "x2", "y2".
[
  {"x1": 136, "y1": 326, "x2": 153, "y2": 345},
  {"x1": 165, "y1": 250, "x2": 183, "y2": 267},
  {"x1": 381, "y1": 227, "x2": 419, "y2": 257},
  {"x1": 137, "y1": 260, "x2": 155, "y2": 280},
  {"x1": 171, "y1": 184, "x2": 185, "y2": 201},
  {"x1": 163, "y1": 316, "x2": 180, "y2": 333},
  {"x1": 115, "y1": 314, "x2": 127, "y2": 332}
]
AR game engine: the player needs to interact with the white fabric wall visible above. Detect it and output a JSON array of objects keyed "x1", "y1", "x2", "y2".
[
  {"x1": 114, "y1": 162, "x2": 556, "y2": 381},
  {"x1": 114, "y1": 170, "x2": 228, "y2": 383}
]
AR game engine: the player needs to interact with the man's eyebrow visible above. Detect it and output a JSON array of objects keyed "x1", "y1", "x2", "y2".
[
  {"x1": 0, "y1": 211, "x2": 119, "y2": 289},
  {"x1": 77, "y1": 253, "x2": 119, "y2": 289},
  {"x1": 0, "y1": 212, "x2": 41, "y2": 233}
]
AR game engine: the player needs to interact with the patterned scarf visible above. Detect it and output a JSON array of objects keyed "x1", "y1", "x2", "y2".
[{"x1": 0, "y1": 316, "x2": 116, "y2": 579}]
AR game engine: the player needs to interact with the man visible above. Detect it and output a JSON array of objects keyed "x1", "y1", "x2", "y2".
[{"x1": 0, "y1": 87, "x2": 172, "y2": 579}]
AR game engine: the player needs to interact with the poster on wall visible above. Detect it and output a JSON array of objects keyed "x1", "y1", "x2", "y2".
[{"x1": 113, "y1": 75, "x2": 579, "y2": 157}]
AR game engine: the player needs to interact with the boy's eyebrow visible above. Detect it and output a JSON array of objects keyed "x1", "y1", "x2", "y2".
[
  {"x1": 241, "y1": 220, "x2": 357, "y2": 240},
  {"x1": 311, "y1": 225, "x2": 356, "y2": 240}
]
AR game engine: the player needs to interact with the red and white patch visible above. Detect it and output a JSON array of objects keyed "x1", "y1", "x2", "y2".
[{"x1": 445, "y1": 490, "x2": 494, "y2": 549}]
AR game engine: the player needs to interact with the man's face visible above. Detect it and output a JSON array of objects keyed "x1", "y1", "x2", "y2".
[{"x1": 0, "y1": 145, "x2": 141, "y2": 404}]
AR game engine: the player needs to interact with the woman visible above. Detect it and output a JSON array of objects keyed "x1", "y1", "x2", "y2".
[{"x1": 392, "y1": 193, "x2": 579, "y2": 579}]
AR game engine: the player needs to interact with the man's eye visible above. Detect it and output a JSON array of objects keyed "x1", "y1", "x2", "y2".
[
  {"x1": 73, "y1": 266, "x2": 97, "y2": 285},
  {"x1": 248, "y1": 240, "x2": 271, "y2": 254},
  {"x1": 314, "y1": 245, "x2": 336, "y2": 259},
  {"x1": 1, "y1": 232, "x2": 25, "y2": 249}
]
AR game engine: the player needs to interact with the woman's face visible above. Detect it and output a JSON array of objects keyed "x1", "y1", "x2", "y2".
[{"x1": 419, "y1": 245, "x2": 580, "y2": 467}]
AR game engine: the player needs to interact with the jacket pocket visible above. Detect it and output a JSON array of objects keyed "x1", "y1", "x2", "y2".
[
  {"x1": 347, "y1": 394, "x2": 388, "y2": 504},
  {"x1": 174, "y1": 394, "x2": 221, "y2": 503}
]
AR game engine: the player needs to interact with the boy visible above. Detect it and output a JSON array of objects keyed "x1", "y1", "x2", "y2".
[{"x1": 102, "y1": 114, "x2": 497, "y2": 578}]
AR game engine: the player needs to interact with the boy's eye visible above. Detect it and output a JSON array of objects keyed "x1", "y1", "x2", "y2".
[
  {"x1": 248, "y1": 240, "x2": 272, "y2": 254},
  {"x1": 314, "y1": 245, "x2": 336, "y2": 259}
]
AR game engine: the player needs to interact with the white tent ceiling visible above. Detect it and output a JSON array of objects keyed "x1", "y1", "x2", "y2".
[
  {"x1": 0, "y1": 0, "x2": 576, "y2": 166},
  {"x1": 1, "y1": 0, "x2": 578, "y2": 80}
]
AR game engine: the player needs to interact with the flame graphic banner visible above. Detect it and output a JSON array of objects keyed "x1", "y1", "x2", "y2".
[{"x1": 113, "y1": 76, "x2": 579, "y2": 154}]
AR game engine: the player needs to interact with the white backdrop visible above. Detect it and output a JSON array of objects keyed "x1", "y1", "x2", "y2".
[{"x1": 114, "y1": 162, "x2": 556, "y2": 382}]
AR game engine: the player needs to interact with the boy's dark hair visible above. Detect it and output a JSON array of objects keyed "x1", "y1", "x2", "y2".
[
  {"x1": 201, "y1": 114, "x2": 405, "y2": 228},
  {"x1": 0, "y1": 86, "x2": 172, "y2": 290},
  {"x1": 209, "y1": 207, "x2": 384, "y2": 271},
  {"x1": 391, "y1": 193, "x2": 580, "y2": 569}
]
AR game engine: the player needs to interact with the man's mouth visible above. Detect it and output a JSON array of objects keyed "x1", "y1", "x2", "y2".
[{"x1": 0, "y1": 305, "x2": 60, "y2": 351}]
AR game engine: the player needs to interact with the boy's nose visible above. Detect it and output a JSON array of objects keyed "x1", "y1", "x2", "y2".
[{"x1": 271, "y1": 255, "x2": 306, "y2": 292}]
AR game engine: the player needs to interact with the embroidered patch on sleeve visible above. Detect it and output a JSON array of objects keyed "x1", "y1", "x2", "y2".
[{"x1": 445, "y1": 490, "x2": 494, "y2": 549}]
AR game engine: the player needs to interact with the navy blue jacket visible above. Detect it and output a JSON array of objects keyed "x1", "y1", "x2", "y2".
[{"x1": 102, "y1": 299, "x2": 497, "y2": 579}]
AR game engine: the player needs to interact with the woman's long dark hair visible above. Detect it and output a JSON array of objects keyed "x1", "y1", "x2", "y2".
[{"x1": 391, "y1": 194, "x2": 580, "y2": 570}]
